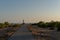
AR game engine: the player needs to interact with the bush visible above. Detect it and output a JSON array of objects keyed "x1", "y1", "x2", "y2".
[
  {"x1": 49, "y1": 27, "x2": 54, "y2": 30},
  {"x1": 13, "y1": 24, "x2": 20, "y2": 27}
]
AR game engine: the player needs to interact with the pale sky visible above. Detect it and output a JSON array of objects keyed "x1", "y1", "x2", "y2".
[{"x1": 0, "y1": 0, "x2": 60, "y2": 23}]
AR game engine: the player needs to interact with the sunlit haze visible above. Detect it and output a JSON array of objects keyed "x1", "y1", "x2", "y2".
[{"x1": 0, "y1": 0, "x2": 60, "y2": 23}]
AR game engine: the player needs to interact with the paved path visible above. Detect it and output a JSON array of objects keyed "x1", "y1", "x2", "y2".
[{"x1": 8, "y1": 24, "x2": 35, "y2": 40}]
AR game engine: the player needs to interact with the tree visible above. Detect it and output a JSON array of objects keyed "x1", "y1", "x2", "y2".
[
  {"x1": 4, "y1": 22, "x2": 9, "y2": 27},
  {"x1": 46, "y1": 21, "x2": 57, "y2": 30},
  {"x1": 55, "y1": 22, "x2": 60, "y2": 31},
  {"x1": 37, "y1": 21, "x2": 47, "y2": 28}
]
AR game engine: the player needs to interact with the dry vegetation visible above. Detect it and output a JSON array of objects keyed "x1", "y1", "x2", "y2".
[{"x1": 0, "y1": 22, "x2": 21, "y2": 40}]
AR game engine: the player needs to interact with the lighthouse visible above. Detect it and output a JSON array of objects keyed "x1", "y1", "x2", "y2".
[{"x1": 23, "y1": 20, "x2": 25, "y2": 24}]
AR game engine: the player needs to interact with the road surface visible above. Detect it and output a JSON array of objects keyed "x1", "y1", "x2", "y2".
[
  {"x1": 8, "y1": 24, "x2": 35, "y2": 40},
  {"x1": 8, "y1": 24, "x2": 58, "y2": 40}
]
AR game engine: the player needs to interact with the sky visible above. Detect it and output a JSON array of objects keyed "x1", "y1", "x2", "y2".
[{"x1": 0, "y1": 0, "x2": 60, "y2": 23}]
